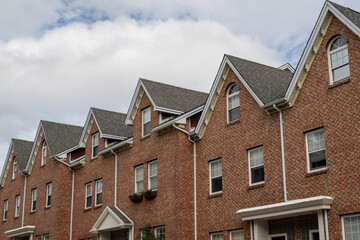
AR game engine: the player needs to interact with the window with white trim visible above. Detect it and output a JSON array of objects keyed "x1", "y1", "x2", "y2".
[
  {"x1": 227, "y1": 84, "x2": 240, "y2": 123},
  {"x1": 42, "y1": 141, "x2": 47, "y2": 166},
  {"x1": 209, "y1": 159, "x2": 222, "y2": 194},
  {"x1": 15, "y1": 195, "x2": 20, "y2": 217},
  {"x1": 142, "y1": 107, "x2": 151, "y2": 137},
  {"x1": 12, "y1": 159, "x2": 17, "y2": 180},
  {"x1": 309, "y1": 230, "x2": 319, "y2": 240},
  {"x1": 342, "y1": 213, "x2": 360, "y2": 240},
  {"x1": 249, "y1": 146, "x2": 264, "y2": 185},
  {"x1": 85, "y1": 182, "x2": 92, "y2": 209},
  {"x1": 31, "y1": 188, "x2": 37, "y2": 212},
  {"x1": 328, "y1": 36, "x2": 350, "y2": 83},
  {"x1": 155, "y1": 226, "x2": 165, "y2": 240},
  {"x1": 95, "y1": 179, "x2": 102, "y2": 206},
  {"x1": 36, "y1": 236, "x2": 41, "y2": 240},
  {"x1": 211, "y1": 232, "x2": 224, "y2": 240},
  {"x1": 44, "y1": 234, "x2": 49, "y2": 240},
  {"x1": 3, "y1": 199, "x2": 8, "y2": 220},
  {"x1": 46, "y1": 182, "x2": 52, "y2": 207},
  {"x1": 148, "y1": 161, "x2": 158, "y2": 190},
  {"x1": 231, "y1": 229, "x2": 244, "y2": 240},
  {"x1": 135, "y1": 165, "x2": 144, "y2": 193},
  {"x1": 306, "y1": 128, "x2": 326, "y2": 172},
  {"x1": 92, "y1": 132, "x2": 99, "y2": 158}
]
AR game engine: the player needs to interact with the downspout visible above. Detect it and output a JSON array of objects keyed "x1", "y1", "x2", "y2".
[
  {"x1": 273, "y1": 104, "x2": 287, "y2": 202},
  {"x1": 54, "y1": 156, "x2": 74, "y2": 240},
  {"x1": 172, "y1": 124, "x2": 197, "y2": 240},
  {"x1": 21, "y1": 175, "x2": 27, "y2": 227}
]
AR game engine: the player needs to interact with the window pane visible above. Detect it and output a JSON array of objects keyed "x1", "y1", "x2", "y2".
[
  {"x1": 86, "y1": 184, "x2": 92, "y2": 196},
  {"x1": 150, "y1": 176, "x2": 158, "y2": 189},
  {"x1": 229, "y1": 94, "x2": 240, "y2": 109},
  {"x1": 96, "y1": 193, "x2": 102, "y2": 205},
  {"x1": 229, "y1": 107, "x2": 240, "y2": 122},
  {"x1": 231, "y1": 230, "x2": 244, "y2": 240},
  {"x1": 344, "y1": 215, "x2": 360, "y2": 240},
  {"x1": 250, "y1": 148, "x2": 264, "y2": 167},
  {"x1": 251, "y1": 166, "x2": 264, "y2": 184},
  {"x1": 136, "y1": 180, "x2": 144, "y2": 193},
  {"x1": 143, "y1": 108, "x2": 151, "y2": 123},
  {"x1": 309, "y1": 150, "x2": 326, "y2": 170},
  {"x1": 307, "y1": 130, "x2": 325, "y2": 152},
  {"x1": 229, "y1": 84, "x2": 239, "y2": 94},
  {"x1": 211, "y1": 161, "x2": 222, "y2": 178},
  {"x1": 212, "y1": 233, "x2": 224, "y2": 240},
  {"x1": 136, "y1": 166, "x2": 144, "y2": 180},
  {"x1": 96, "y1": 180, "x2": 102, "y2": 193},
  {"x1": 150, "y1": 162, "x2": 157, "y2": 176},
  {"x1": 333, "y1": 64, "x2": 350, "y2": 82},
  {"x1": 211, "y1": 177, "x2": 222, "y2": 193}
]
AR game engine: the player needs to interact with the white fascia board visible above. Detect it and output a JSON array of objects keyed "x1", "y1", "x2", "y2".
[
  {"x1": 278, "y1": 63, "x2": 295, "y2": 73},
  {"x1": 25, "y1": 122, "x2": 45, "y2": 174},
  {"x1": 101, "y1": 134, "x2": 127, "y2": 141},
  {"x1": 153, "y1": 106, "x2": 183, "y2": 115},
  {"x1": 98, "y1": 138, "x2": 133, "y2": 156},
  {"x1": 236, "y1": 196, "x2": 333, "y2": 221},
  {"x1": 53, "y1": 145, "x2": 81, "y2": 159},
  {"x1": 285, "y1": 2, "x2": 360, "y2": 101},
  {"x1": 5, "y1": 225, "x2": 35, "y2": 237},
  {"x1": 195, "y1": 55, "x2": 264, "y2": 134},
  {"x1": 152, "y1": 105, "x2": 204, "y2": 133},
  {"x1": 0, "y1": 140, "x2": 14, "y2": 187}
]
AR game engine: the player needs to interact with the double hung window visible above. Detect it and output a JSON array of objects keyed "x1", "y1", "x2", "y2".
[
  {"x1": 46, "y1": 183, "x2": 52, "y2": 207},
  {"x1": 15, "y1": 195, "x2": 20, "y2": 217},
  {"x1": 211, "y1": 232, "x2": 224, "y2": 240},
  {"x1": 12, "y1": 160, "x2": 17, "y2": 180},
  {"x1": 92, "y1": 132, "x2": 99, "y2": 158},
  {"x1": 148, "y1": 161, "x2": 158, "y2": 190},
  {"x1": 3, "y1": 200, "x2": 8, "y2": 220},
  {"x1": 42, "y1": 141, "x2": 47, "y2": 166},
  {"x1": 155, "y1": 226, "x2": 165, "y2": 240},
  {"x1": 85, "y1": 183, "x2": 92, "y2": 209},
  {"x1": 342, "y1": 214, "x2": 360, "y2": 240},
  {"x1": 227, "y1": 84, "x2": 240, "y2": 122},
  {"x1": 135, "y1": 165, "x2": 144, "y2": 193},
  {"x1": 142, "y1": 107, "x2": 151, "y2": 137},
  {"x1": 328, "y1": 36, "x2": 350, "y2": 83},
  {"x1": 248, "y1": 146, "x2": 264, "y2": 185},
  {"x1": 231, "y1": 230, "x2": 244, "y2": 240},
  {"x1": 31, "y1": 188, "x2": 37, "y2": 212},
  {"x1": 95, "y1": 179, "x2": 102, "y2": 206},
  {"x1": 209, "y1": 159, "x2": 222, "y2": 194},
  {"x1": 306, "y1": 128, "x2": 326, "y2": 172}
]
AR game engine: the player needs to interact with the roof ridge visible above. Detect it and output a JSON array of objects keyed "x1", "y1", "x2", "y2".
[
  {"x1": 41, "y1": 120, "x2": 83, "y2": 128},
  {"x1": 140, "y1": 78, "x2": 208, "y2": 95},
  {"x1": 226, "y1": 54, "x2": 289, "y2": 73},
  {"x1": 12, "y1": 138, "x2": 33, "y2": 143},
  {"x1": 91, "y1": 107, "x2": 126, "y2": 116}
]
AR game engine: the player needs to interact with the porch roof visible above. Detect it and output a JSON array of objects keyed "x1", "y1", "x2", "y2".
[
  {"x1": 4, "y1": 226, "x2": 35, "y2": 238},
  {"x1": 91, "y1": 206, "x2": 133, "y2": 233}
]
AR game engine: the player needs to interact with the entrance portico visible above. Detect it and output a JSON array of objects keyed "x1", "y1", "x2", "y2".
[{"x1": 4, "y1": 226, "x2": 35, "y2": 240}]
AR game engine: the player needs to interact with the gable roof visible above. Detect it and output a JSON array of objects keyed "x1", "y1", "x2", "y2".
[
  {"x1": 283, "y1": 1, "x2": 360, "y2": 109},
  {"x1": 12, "y1": 139, "x2": 33, "y2": 172},
  {"x1": 125, "y1": 78, "x2": 208, "y2": 125},
  {"x1": 90, "y1": 206, "x2": 133, "y2": 233},
  {"x1": 227, "y1": 55, "x2": 293, "y2": 104},
  {"x1": 91, "y1": 108, "x2": 132, "y2": 139}
]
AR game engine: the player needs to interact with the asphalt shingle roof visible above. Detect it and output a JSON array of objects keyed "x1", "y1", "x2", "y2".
[
  {"x1": 41, "y1": 120, "x2": 83, "y2": 157},
  {"x1": 226, "y1": 55, "x2": 294, "y2": 104},
  {"x1": 109, "y1": 206, "x2": 132, "y2": 224},
  {"x1": 12, "y1": 139, "x2": 33, "y2": 172},
  {"x1": 91, "y1": 108, "x2": 132, "y2": 138},
  {"x1": 141, "y1": 79, "x2": 209, "y2": 113},
  {"x1": 330, "y1": 1, "x2": 360, "y2": 29}
]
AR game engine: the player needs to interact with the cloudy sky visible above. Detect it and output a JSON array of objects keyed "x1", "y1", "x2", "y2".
[{"x1": 1, "y1": 0, "x2": 359, "y2": 168}]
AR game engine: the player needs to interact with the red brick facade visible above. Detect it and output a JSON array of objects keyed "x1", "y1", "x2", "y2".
[{"x1": 0, "y1": 3, "x2": 359, "y2": 240}]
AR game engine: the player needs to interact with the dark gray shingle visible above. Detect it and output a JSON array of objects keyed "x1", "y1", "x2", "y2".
[
  {"x1": 12, "y1": 139, "x2": 33, "y2": 172},
  {"x1": 109, "y1": 206, "x2": 132, "y2": 224},
  {"x1": 226, "y1": 55, "x2": 293, "y2": 104},
  {"x1": 141, "y1": 79, "x2": 208, "y2": 113},
  {"x1": 91, "y1": 108, "x2": 132, "y2": 138},
  {"x1": 41, "y1": 121, "x2": 83, "y2": 157},
  {"x1": 330, "y1": 1, "x2": 360, "y2": 29}
]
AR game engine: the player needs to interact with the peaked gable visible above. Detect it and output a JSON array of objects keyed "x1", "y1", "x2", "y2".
[
  {"x1": 91, "y1": 206, "x2": 133, "y2": 233},
  {"x1": 125, "y1": 78, "x2": 208, "y2": 125}
]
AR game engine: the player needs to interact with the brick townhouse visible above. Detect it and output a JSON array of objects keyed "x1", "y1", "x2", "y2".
[{"x1": 0, "y1": 1, "x2": 359, "y2": 240}]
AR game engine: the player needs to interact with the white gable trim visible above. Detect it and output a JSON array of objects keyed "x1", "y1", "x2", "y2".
[
  {"x1": 194, "y1": 55, "x2": 264, "y2": 136},
  {"x1": 0, "y1": 140, "x2": 15, "y2": 187},
  {"x1": 90, "y1": 206, "x2": 133, "y2": 233},
  {"x1": 25, "y1": 122, "x2": 46, "y2": 174},
  {"x1": 125, "y1": 79, "x2": 183, "y2": 125},
  {"x1": 285, "y1": 1, "x2": 360, "y2": 102},
  {"x1": 278, "y1": 63, "x2": 295, "y2": 73}
]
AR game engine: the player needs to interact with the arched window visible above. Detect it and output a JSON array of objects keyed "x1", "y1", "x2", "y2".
[
  {"x1": 227, "y1": 84, "x2": 240, "y2": 122},
  {"x1": 41, "y1": 141, "x2": 47, "y2": 166},
  {"x1": 328, "y1": 36, "x2": 350, "y2": 83},
  {"x1": 12, "y1": 159, "x2": 17, "y2": 180}
]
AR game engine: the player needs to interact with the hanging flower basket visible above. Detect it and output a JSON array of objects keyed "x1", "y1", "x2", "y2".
[
  {"x1": 128, "y1": 193, "x2": 143, "y2": 203},
  {"x1": 143, "y1": 189, "x2": 157, "y2": 200}
]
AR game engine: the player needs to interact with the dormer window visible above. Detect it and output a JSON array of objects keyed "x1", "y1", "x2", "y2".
[
  {"x1": 142, "y1": 107, "x2": 151, "y2": 137},
  {"x1": 92, "y1": 132, "x2": 99, "y2": 158},
  {"x1": 41, "y1": 141, "x2": 47, "y2": 166},
  {"x1": 227, "y1": 84, "x2": 240, "y2": 122},
  {"x1": 12, "y1": 159, "x2": 17, "y2": 180},
  {"x1": 328, "y1": 36, "x2": 350, "y2": 83}
]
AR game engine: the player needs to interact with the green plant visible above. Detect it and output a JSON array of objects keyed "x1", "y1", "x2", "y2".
[{"x1": 136, "y1": 224, "x2": 160, "y2": 240}]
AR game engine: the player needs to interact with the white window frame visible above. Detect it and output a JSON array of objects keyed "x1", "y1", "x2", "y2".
[
  {"x1": 135, "y1": 165, "x2": 144, "y2": 193},
  {"x1": 46, "y1": 182, "x2": 52, "y2": 207},
  {"x1": 92, "y1": 132, "x2": 99, "y2": 159},
  {"x1": 148, "y1": 160, "x2": 158, "y2": 190},
  {"x1": 211, "y1": 232, "x2": 224, "y2": 240},
  {"x1": 155, "y1": 226, "x2": 165, "y2": 240},
  {"x1": 268, "y1": 233, "x2": 287, "y2": 240},
  {"x1": 309, "y1": 230, "x2": 319, "y2": 240},
  {"x1": 44, "y1": 234, "x2": 49, "y2": 240},
  {"x1": 209, "y1": 159, "x2": 222, "y2": 195},
  {"x1": 36, "y1": 236, "x2": 42, "y2": 240},
  {"x1": 95, "y1": 179, "x2": 102, "y2": 206},
  {"x1": 3, "y1": 199, "x2": 8, "y2": 220},
  {"x1": 248, "y1": 146, "x2": 265, "y2": 186},
  {"x1": 41, "y1": 141, "x2": 47, "y2": 166},
  {"x1": 342, "y1": 213, "x2": 360, "y2": 240},
  {"x1": 142, "y1": 107, "x2": 151, "y2": 137},
  {"x1": 305, "y1": 128, "x2": 327, "y2": 173},
  {"x1": 12, "y1": 160, "x2": 17, "y2": 180},
  {"x1": 328, "y1": 36, "x2": 350, "y2": 84},
  {"x1": 15, "y1": 195, "x2": 20, "y2": 217},
  {"x1": 31, "y1": 188, "x2": 37, "y2": 212},
  {"x1": 230, "y1": 229, "x2": 244, "y2": 240},
  {"x1": 85, "y1": 182, "x2": 92, "y2": 209},
  {"x1": 227, "y1": 84, "x2": 240, "y2": 123}
]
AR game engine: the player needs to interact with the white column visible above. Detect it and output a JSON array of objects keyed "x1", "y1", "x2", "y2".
[
  {"x1": 253, "y1": 220, "x2": 268, "y2": 240},
  {"x1": 318, "y1": 210, "x2": 325, "y2": 240}
]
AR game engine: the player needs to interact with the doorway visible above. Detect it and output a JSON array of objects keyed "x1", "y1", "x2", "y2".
[{"x1": 111, "y1": 230, "x2": 129, "y2": 240}]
